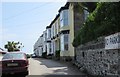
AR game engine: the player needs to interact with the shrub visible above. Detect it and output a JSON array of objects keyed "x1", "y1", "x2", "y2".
[
  {"x1": 73, "y1": 2, "x2": 120, "y2": 47},
  {"x1": 55, "y1": 50, "x2": 60, "y2": 60},
  {"x1": 42, "y1": 52, "x2": 47, "y2": 58}
]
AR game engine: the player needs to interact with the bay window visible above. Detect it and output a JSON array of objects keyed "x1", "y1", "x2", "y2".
[
  {"x1": 60, "y1": 10, "x2": 69, "y2": 27},
  {"x1": 60, "y1": 34, "x2": 69, "y2": 51}
]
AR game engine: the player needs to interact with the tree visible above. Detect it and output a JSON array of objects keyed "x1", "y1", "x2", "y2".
[
  {"x1": 73, "y1": 2, "x2": 120, "y2": 47},
  {"x1": 4, "y1": 41, "x2": 24, "y2": 52},
  {"x1": 78, "y1": 2, "x2": 97, "y2": 13}
]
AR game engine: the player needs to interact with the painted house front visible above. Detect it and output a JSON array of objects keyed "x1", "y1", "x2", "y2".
[
  {"x1": 33, "y1": 35, "x2": 43, "y2": 57},
  {"x1": 46, "y1": 26, "x2": 52, "y2": 55},
  {"x1": 50, "y1": 14, "x2": 60, "y2": 56},
  {"x1": 59, "y1": 2, "x2": 89, "y2": 61}
]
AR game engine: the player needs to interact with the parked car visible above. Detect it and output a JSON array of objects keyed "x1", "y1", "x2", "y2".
[
  {"x1": 0, "y1": 51, "x2": 7, "y2": 61},
  {"x1": 0, "y1": 52, "x2": 29, "y2": 76},
  {"x1": 26, "y1": 54, "x2": 31, "y2": 58},
  {"x1": 31, "y1": 54, "x2": 37, "y2": 58}
]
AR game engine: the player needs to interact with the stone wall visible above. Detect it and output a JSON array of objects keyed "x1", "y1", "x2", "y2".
[{"x1": 75, "y1": 36, "x2": 120, "y2": 76}]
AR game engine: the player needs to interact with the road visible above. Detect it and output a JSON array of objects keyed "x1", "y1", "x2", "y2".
[
  {"x1": 28, "y1": 58, "x2": 85, "y2": 76},
  {"x1": 27, "y1": 58, "x2": 87, "y2": 77},
  {"x1": 2, "y1": 58, "x2": 86, "y2": 77}
]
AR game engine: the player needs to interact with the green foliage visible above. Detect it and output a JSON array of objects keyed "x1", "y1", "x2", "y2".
[
  {"x1": 42, "y1": 52, "x2": 47, "y2": 58},
  {"x1": 73, "y1": 2, "x2": 120, "y2": 47},
  {"x1": 26, "y1": 54, "x2": 31, "y2": 58},
  {"x1": 4, "y1": 41, "x2": 23, "y2": 52},
  {"x1": 81, "y1": 2, "x2": 97, "y2": 12},
  {"x1": 54, "y1": 50, "x2": 60, "y2": 60},
  {"x1": 55, "y1": 50, "x2": 60, "y2": 58}
]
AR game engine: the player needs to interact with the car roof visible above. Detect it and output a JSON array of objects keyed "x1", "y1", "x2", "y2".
[
  {"x1": 2, "y1": 52, "x2": 26, "y2": 60},
  {"x1": 0, "y1": 51, "x2": 7, "y2": 54}
]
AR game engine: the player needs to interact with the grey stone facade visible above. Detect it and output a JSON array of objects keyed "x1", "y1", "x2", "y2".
[{"x1": 75, "y1": 36, "x2": 120, "y2": 76}]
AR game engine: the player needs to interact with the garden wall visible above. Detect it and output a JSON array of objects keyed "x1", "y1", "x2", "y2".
[{"x1": 75, "y1": 34, "x2": 120, "y2": 76}]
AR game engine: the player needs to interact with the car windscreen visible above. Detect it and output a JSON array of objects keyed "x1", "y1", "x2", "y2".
[{"x1": 2, "y1": 53, "x2": 25, "y2": 60}]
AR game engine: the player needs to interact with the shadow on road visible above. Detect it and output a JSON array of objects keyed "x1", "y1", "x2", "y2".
[
  {"x1": 32, "y1": 58, "x2": 85, "y2": 75},
  {"x1": 1, "y1": 74, "x2": 27, "y2": 77},
  {"x1": 33, "y1": 58, "x2": 66, "y2": 68},
  {"x1": 27, "y1": 75, "x2": 88, "y2": 77}
]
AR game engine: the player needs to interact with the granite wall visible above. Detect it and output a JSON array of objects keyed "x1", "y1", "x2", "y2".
[{"x1": 75, "y1": 36, "x2": 120, "y2": 76}]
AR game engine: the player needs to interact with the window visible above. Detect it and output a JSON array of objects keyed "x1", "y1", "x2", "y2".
[
  {"x1": 84, "y1": 10, "x2": 89, "y2": 20},
  {"x1": 47, "y1": 29, "x2": 51, "y2": 39},
  {"x1": 60, "y1": 10, "x2": 69, "y2": 28},
  {"x1": 64, "y1": 34, "x2": 69, "y2": 51},
  {"x1": 60, "y1": 35, "x2": 64, "y2": 51},
  {"x1": 64, "y1": 34, "x2": 69, "y2": 43},
  {"x1": 3, "y1": 53, "x2": 25, "y2": 59},
  {"x1": 60, "y1": 34, "x2": 69, "y2": 51},
  {"x1": 51, "y1": 25, "x2": 54, "y2": 38},
  {"x1": 64, "y1": 44, "x2": 68, "y2": 51},
  {"x1": 54, "y1": 23, "x2": 56, "y2": 36}
]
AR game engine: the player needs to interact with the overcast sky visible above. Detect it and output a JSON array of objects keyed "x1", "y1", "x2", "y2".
[{"x1": 0, "y1": 1, "x2": 67, "y2": 54}]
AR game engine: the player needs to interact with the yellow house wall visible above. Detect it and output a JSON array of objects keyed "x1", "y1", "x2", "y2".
[
  {"x1": 60, "y1": 14, "x2": 70, "y2": 57},
  {"x1": 54, "y1": 17, "x2": 60, "y2": 51},
  {"x1": 60, "y1": 3, "x2": 75, "y2": 58},
  {"x1": 60, "y1": 50, "x2": 69, "y2": 56},
  {"x1": 68, "y1": 3, "x2": 75, "y2": 57},
  {"x1": 60, "y1": 26, "x2": 70, "y2": 32}
]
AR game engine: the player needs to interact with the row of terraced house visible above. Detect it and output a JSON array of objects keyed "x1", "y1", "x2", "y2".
[{"x1": 33, "y1": 2, "x2": 89, "y2": 61}]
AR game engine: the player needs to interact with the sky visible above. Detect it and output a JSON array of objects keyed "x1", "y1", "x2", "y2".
[{"x1": 0, "y1": 0, "x2": 67, "y2": 54}]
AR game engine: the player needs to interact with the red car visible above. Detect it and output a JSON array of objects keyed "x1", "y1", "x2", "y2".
[{"x1": 0, "y1": 52, "x2": 29, "y2": 76}]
